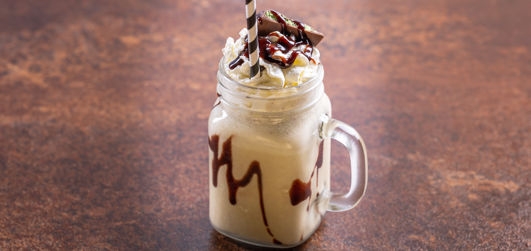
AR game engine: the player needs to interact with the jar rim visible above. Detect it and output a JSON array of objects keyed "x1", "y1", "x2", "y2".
[{"x1": 217, "y1": 58, "x2": 324, "y2": 100}]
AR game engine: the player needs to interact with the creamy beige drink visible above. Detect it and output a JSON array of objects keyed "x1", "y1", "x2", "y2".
[
  {"x1": 208, "y1": 97, "x2": 331, "y2": 245},
  {"x1": 208, "y1": 10, "x2": 367, "y2": 248}
]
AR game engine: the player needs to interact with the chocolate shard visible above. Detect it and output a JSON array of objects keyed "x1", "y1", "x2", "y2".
[{"x1": 257, "y1": 13, "x2": 324, "y2": 46}]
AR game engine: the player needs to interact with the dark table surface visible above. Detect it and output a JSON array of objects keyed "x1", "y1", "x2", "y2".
[{"x1": 1, "y1": 0, "x2": 529, "y2": 250}]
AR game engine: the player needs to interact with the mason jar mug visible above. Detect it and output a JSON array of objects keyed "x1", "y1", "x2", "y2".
[{"x1": 208, "y1": 62, "x2": 368, "y2": 248}]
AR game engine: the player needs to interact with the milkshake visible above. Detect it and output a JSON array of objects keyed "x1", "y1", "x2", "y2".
[{"x1": 208, "y1": 10, "x2": 367, "y2": 248}]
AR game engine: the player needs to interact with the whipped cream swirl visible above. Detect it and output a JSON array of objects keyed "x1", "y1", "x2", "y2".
[{"x1": 222, "y1": 29, "x2": 320, "y2": 88}]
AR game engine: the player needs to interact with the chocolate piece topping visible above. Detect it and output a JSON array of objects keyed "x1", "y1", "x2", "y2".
[{"x1": 258, "y1": 10, "x2": 324, "y2": 46}]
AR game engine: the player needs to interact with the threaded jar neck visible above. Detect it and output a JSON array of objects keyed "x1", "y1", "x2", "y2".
[{"x1": 217, "y1": 60, "x2": 324, "y2": 113}]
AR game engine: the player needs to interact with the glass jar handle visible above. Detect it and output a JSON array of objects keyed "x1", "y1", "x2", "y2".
[{"x1": 321, "y1": 115, "x2": 368, "y2": 212}]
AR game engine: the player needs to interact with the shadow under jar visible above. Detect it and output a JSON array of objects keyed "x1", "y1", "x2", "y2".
[{"x1": 208, "y1": 60, "x2": 367, "y2": 248}]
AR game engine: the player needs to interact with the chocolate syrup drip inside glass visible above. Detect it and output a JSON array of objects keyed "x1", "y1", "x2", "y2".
[
  {"x1": 229, "y1": 10, "x2": 315, "y2": 70},
  {"x1": 289, "y1": 141, "x2": 324, "y2": 211},
  {"x1": 209, "y1": 135, "x2": 282, "y2": 245}
]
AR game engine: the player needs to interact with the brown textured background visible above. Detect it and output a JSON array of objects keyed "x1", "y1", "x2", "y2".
[{"x1": 0, "y1": 0, "x2": 529, "y2": 250}]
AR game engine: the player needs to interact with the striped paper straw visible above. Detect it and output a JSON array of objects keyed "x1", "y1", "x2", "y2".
[{"x1": 245, "y1": 0, "x2": 260, "y2": 78}]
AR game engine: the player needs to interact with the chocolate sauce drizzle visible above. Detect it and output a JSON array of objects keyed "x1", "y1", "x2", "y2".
[
  {"x1": 229, "y1": 40, "x2": 248, "y2": 70},
  {"x1": 209, "y1": 135, "x2": 282, "y2": 245},
  {"x1": 264, "y1": 10, "x2": 315, "y2": 67},
  {"x1": 213, "y1": 92, "x2": 221, "y2": 107},
  {"x1": 288, "y1": 141, "x2": 324, "y2": 211},
  {"x1": 229, "y1": 10, "x2": 315, "y2": 70}
]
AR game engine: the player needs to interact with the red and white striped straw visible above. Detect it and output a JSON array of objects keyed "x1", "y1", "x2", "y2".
[{"x1": 245, "y1": 0, "x2": 260, "y2": 78}]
